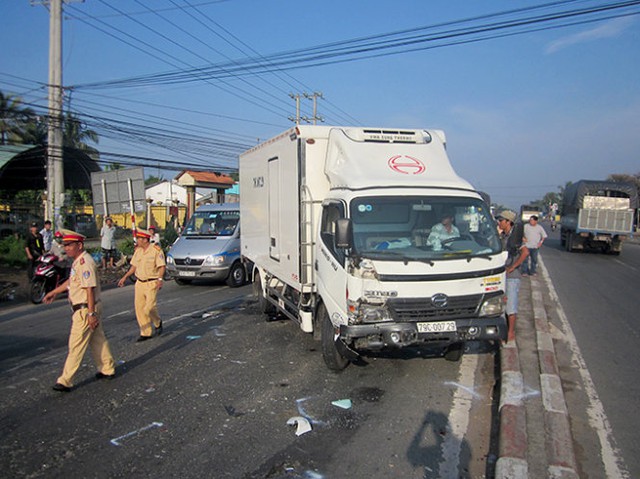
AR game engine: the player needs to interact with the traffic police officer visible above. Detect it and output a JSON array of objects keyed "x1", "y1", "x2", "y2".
[
  {"x1": 118, "y1": 228, "x2": 166, "y2": 342},
  {"x1": 44, "y1": 229, "x2": 116, "y2": 392}
]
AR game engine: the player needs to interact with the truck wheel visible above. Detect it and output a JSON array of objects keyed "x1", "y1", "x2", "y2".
[
  {"x1": 444, "y1": 342, "x2": 464, "y2": 362},
  {"x1": 175, "y1": 278, "x2": 192, "y2": 285},
  {"x1": 565, "y1": 232, "x2": 574, "y2": 252},
  {"x1": 319, "y1": 303, "x2": 349, "y2": 372},
  {"x1": 560, "y1": 228, "x2": 566, "y2": 246},
  {"x1": 254, "y1": 273, "x2": 275, "y2": 316},
  {"x1": 226, "y1": 262, "x2": 245, "y2": 288}
]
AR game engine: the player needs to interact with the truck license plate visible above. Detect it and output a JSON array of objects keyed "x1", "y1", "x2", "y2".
[
  {"x1": 417, "y1": 321, "x2": 457, "y2": 333},
  {"x1": 179, "y1": 271, "x2": 196, "y2": 277}
]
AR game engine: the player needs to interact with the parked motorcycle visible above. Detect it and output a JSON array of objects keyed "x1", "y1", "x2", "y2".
[{"x1": 30, "y1": 253, "x2": 69, "y2": 304}]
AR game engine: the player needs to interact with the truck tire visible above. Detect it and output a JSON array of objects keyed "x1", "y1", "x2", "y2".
[
  {"x1": 226, "y1": 262, "x2": 245, "y2": 287},
  {"x1": 560, "y1": 228, "x2": 566, "y2": 246},
  {"x1": 319, "y1": 303, "x2": 349, "y2": 372},
  {"x1": 254, "y1": 273, "x2": 275, "y2": 316},
  {"x1": 565, "y1": 231, "x2": 574, "y2": 252}
]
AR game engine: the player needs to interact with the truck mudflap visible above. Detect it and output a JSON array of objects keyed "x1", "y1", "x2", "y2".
[{"x1": 339, "y1": 316, "x2": 507, "y2": 351}]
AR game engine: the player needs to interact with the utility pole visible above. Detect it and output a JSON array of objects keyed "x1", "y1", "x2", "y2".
[
  {"x1": 289, "y1": 92, "x2": 324, "y2": 125},
  {"x1": 47, "y1": 0, "x2": 64, "y2": 229}
]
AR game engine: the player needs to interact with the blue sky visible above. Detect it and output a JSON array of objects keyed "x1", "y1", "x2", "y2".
[{"x1": 1, "y1": 0, "x2": 639, "y2": 209}]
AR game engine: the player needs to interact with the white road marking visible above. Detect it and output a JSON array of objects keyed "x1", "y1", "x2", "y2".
[
  {"x1": 110, "y1": 421, "x2": 164, "y2": 446},
  {"x1": 612, "y1": 259, "x2": 637, "y2": 271},
  {"x1": 439, "y1": 352, "x2": 478, "y2": 478},
  {"x1": 539, "y1": 256, "x2": 629, "y2": 478}
]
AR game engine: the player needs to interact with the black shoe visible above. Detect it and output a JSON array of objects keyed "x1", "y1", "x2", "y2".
[
  {"x1": 52, "y1": 383, "x2": 71, "y2": 392},
  {"x1": 136, "y1": 335, "x2": 152, "y2": 343},
  {"x1": 95, "y1": 372, "x2": 115, "y2": 380},
  {"x1": 156, "y1": 321, "x2": 163, "y2": 336}
]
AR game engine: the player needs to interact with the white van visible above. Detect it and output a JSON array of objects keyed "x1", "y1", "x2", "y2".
[{"x1": 166, "y1": 204, "x2": 244, "y2": 287}]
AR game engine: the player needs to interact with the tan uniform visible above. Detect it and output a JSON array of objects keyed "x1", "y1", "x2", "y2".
[
  {"x1": 57, "y1": 250, "x2": 115, "y2": 387},
  {"x1": 131, "y1": 244, "x2": 166, "y2": 336}
]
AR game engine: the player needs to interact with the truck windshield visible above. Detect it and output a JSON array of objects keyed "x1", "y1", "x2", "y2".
[
  {"x1": 350, "y1": 196, "x2": 501, "y2": 261},
  {"x1": 183, "y1": 210, "x2": 239, "y2": 237}
]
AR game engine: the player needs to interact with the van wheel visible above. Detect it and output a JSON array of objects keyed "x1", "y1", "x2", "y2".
[
  {"x1": 175, "y1": 278, "x2": 192, "y2": 285},
  {"x1": 319, "y1": 303, "x2": 349, "y2": 372},
  {"x1": 226, "y1": 262, "x2": 245, "y2": 287},
  {"x1": 444, "y1": 343, "x2": 464, "y2": 362},
  {"x1": 254, "y1": 273, "x2": 275, "y2": 316}
]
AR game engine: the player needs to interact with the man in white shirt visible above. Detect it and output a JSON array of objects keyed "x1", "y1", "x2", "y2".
[
  {"x1": 100, "y1": 217, "x2": 117, "y2": 269},
  {"x1": 522, "y1": 215, "x2": 547, "y2": 276}
]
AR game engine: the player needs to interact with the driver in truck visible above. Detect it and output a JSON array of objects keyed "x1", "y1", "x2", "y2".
[{"x1": 426, "y1": 210, "x2": 460, "y2": 250}]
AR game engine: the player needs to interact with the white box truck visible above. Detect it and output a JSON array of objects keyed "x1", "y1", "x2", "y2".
[{"x1": 240, "y1": 126, "x2": 507, "y2": 370}]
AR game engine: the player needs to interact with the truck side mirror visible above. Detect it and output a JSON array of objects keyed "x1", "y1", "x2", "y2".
[{"x1": 335, "y1": 218, "x2": 352, "y2": 249}]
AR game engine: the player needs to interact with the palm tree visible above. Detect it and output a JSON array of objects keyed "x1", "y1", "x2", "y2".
[
  {"x1": 63, "y1": 112, "x2": 99, "y2": 160},
  {"x1": 0, "y1": 91, "x2": 35, "y2": 145}
]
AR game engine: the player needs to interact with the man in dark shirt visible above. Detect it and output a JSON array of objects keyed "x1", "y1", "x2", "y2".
[
  {"x1": 25, "y1": 222, "x2": 44, "y2": 280},
  {"x1": 496, "y1": 210, "x2": 529, "y2": 343}
]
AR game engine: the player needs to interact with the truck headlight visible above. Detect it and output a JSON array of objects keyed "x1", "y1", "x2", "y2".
[
  {"x1": 479, "y1": 295, "x2": 504, "y2": 317},
  {"x1": 348, "y1": 301, "x2": 392, "y2": 324},
  {"x1": 166, "y1": 255, "x2": 174, "y2": 265},
  {"x1": 203, "y1": 255, "x2": 226, "y2": 266}
]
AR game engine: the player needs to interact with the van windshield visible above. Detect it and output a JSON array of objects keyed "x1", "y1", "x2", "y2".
[
  {"x1": 183, "y1": 210, "x2": 239, "y2": 237},
  {"x1": 350, "y1": 196, "x2": 501, "y2": 261}
]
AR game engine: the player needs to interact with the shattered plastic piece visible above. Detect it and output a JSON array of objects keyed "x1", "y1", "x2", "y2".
[
  {"x1": 287, "y1": 416, "x2": 312, "y2": 436},
  {"x1": 186, "y1": 335, "x2": 201, "y2": 340},
  {"x1": 331, "y1": 399, "x2": 352, "y2": 410}
]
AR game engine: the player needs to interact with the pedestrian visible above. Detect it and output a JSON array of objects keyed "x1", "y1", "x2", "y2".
[
  {"x1": 24, "y1": 222, "x2": 44, "y2": 280},
  {"x1": 117, "y1": 228, "x2": 166, "y2": 342},
  {"x1": 149, "y1": 225, "x2": 161, "y2": 245},
  {"x1": 496, "y1": 210, "x2": 529, "y2": 343},
  {"x1": 100, "y1": 216, "x2": 117, "y2": 269},
  {"x1": 522, "y1": 215, "x2": 548, "y2": 276},
  {"x1": 40, "y1": 220, "x2": 53, "y2": 252},
  {"x1": 43, "y1": 229, "x2": 116, "y2": 393}
]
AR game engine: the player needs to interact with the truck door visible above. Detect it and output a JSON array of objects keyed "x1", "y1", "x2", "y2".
[
  {"x1": 316, "y1": 201, "x2": 348, "y2": 325},
  {"x1": 268, "y1": 157, "x2": 280, "y2": 261}
]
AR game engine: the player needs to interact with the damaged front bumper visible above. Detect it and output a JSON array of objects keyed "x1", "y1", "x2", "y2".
[{"x1": 339, "y1": 315, "x2": 507, "y2": 352}]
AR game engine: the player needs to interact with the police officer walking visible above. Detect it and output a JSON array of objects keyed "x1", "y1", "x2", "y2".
[
  {"x1": 118, "y1": 228, "x2": 166, "y2": 342},
  {"x1": 44, "y1": 229, "x2": 116, "y2": 392}
]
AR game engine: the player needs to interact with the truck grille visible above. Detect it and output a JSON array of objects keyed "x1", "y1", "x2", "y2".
[{"x1": 387, "y1": 294, "x2": 483, "y2": 321}]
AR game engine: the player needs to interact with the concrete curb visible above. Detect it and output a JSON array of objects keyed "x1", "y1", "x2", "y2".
[{"x1": 496, "y1": 275, "x2": 579, "y2": 478}]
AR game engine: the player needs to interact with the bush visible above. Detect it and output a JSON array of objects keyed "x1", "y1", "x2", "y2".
[
  {"x1": 161, "y1": 223, "x2": 179, "y2": 252},
  {"x1": 119, "y1": 237, "x2": 136, "y2": 257},
  {"x1": 0, "y1": 235, "x2": 28, "y2": 267}
]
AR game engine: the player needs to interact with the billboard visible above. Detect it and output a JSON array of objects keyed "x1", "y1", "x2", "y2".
[{"x1": 91, "y1": 168, "x2": 146, "y2": 216}]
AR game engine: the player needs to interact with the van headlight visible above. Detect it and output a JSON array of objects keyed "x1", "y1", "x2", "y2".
[
  {"x1": 203, "y1": 255, "x2": 226, "y2": 266},
  {"x1": 166, "y1": 255, "x2": 174, "y2": 265},
  {"x1": 479, "y1": 295, "x2": 504, "y2": 317}
]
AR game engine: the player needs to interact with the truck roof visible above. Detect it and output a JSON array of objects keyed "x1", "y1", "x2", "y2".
[{"x1": 562, "y1": 180, "x2": 639, "y2": 209}]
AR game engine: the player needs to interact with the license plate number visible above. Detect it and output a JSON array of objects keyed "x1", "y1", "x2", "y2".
[
  {"x1": 417, "y1": 321, "x2": 457, "y2": 333},
  {"x1": 179, "y1": 271, "x2": 196, "y2": 277}
]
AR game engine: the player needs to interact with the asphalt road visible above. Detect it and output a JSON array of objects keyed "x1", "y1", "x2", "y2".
[
  {"x1": 0, "y1": 278, "x2": 500, "y2": 478},
  {"x1": 539, "y1": 231, "x2": 640, "y2": 478}
]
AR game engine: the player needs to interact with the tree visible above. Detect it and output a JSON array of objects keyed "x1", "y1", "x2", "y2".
[
  {"x1": 0, "y1": 91, "x2": 35, "y2": 145},
  {"x1": 145, "y1": 175, "x2": 164, "y2": 186},
  {"x1": 105, "y1": 162, "x2": 124, "y2": 171},
  {"x1": 63, "y1": 112, "x2": 99, "y2": 159},
  {"x1": 607, "y1": 172, "x2": 640, "y2": 191}
]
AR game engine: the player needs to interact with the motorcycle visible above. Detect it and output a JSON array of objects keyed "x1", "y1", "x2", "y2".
[{"x1": 30, "y1": 253, "x2": 69, "y2": 304}]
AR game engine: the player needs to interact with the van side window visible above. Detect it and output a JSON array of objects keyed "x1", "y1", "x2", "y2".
[{"x1": 320, "y1": 202, "x2": 345, "y2": 263}]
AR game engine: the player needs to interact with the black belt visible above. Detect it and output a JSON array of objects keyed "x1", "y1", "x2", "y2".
[
  {"x1": 71, "y1": 301, "x2": 100, "y2": 312},
  {"x1": 137, "y1": 278, "x2": 158, "y2": 283}
]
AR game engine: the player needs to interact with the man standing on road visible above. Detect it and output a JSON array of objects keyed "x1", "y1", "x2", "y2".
[
  {"x1": 497, "y1": 210, "x2": 529, "y2": 343},
  {"x1": 522, "y1": 215, "x2": 547, "y2": 276},
  {"x1": 24, "y1": 222, "x2": 44, "y2": 280},
  {"x1": 44, "y1": 229, "x2": 116, "y2": 393},
  {"x1": 40, "y1": 220, "x2": 53, "y2": 252},
  {"x1": 100, "y1": 216, "x2": 117, "y2": 269},
  {"x1": 117, "y1": 228, "x2": 166, "y2": 342}
]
